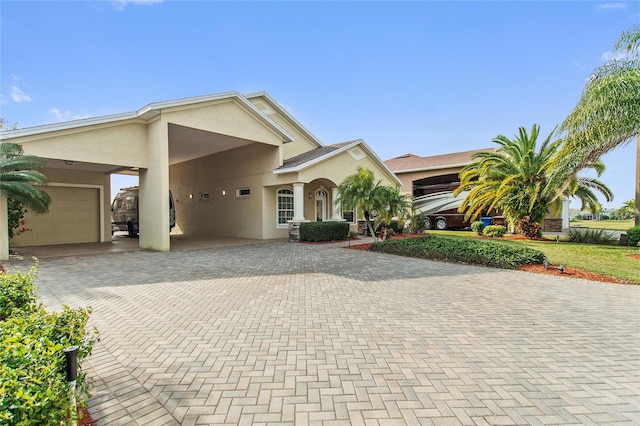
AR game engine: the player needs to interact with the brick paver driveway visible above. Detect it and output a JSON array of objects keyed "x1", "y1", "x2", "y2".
[{"x1": 28, "y1": 241, "x2": 639, "y2": 425}]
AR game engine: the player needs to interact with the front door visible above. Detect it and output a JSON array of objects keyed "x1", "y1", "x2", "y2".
[{"x1": 315, "y1": 190, "x2": 327, "y2": 222}]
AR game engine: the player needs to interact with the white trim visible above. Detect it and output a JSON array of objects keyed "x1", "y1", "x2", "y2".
[
  {"x1": 276, "y1": 186, "x2": 295, "y2": 228},
  {"x1": 244, "y1": 91, "x2": 324, "y2": 147},
  {"x1": 1, "y1": 91, "x2": 294, "y2": 143},
  {"x1": 236, "y1": 187, "x2": 251, "y2": 198},
  {"x1": 47, "y1": 183, "x2": 106, "y2": 242},
  {"x1": 273, "y1": 139, "x2": 402, "y2": 187}
]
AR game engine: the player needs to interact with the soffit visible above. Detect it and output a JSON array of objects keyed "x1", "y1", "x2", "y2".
[{"x1": 168, "y1": 123, "x2": 251, "y2": 165}]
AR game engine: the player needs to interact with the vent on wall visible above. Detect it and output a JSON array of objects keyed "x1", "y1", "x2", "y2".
[{"x1": 253, "y1": 101, "x2": 275, "y2": 115}]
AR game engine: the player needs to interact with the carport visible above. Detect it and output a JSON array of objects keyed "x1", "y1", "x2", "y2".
[{"x1": 0, "y1": 92, "x2": 293, "y2": 260}]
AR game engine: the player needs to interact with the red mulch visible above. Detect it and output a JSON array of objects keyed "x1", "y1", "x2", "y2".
[
  {"x1": 344, "y1": 236, "x2": 635, "y2": 285},
  {"x1": 79, "y1": 408, "x2": 97, "y2": 426}
]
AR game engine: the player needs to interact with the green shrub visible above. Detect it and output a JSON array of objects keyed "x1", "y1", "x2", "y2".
[
  {"x1": 517, "y1": 216, "x2": 542, "y2": 239},
  {"x1": 369, "y1": 235, "x2": 545, "y2": 269},
  {"x1": 300, "y1": 221, "x2": 350, "y2": 242},
  {"x1": 0, "y1": 266, "x2": 39, "y2": 320},
  {"x1": 471, "y1": 221, "x2": 485, "y2": 235},
  {"x1": 413, "y1": 214, "x2": 428, "y2": 233},
  {"x1": 625, "y1": 225, "x2": 640, "y2": 247},
  {"x1": 0, "y1": 268, "x2": 98, "y2": 425},
  {"x1": 482, "y1": 225, "x2": 506, "y2": 238},
  {"x1": 568, "y1": 227, "x2": 618, "y2": 245}
]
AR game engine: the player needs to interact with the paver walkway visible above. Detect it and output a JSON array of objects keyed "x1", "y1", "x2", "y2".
[{"x1": 11, "y1": 240, "x2": 640, "y2": 425}]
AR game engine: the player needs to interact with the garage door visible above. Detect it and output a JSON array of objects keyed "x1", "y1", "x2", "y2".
[{"x1": 11, "y1": 186, "x2": 100, "y2": 246}]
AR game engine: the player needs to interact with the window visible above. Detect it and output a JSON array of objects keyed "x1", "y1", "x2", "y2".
[
  {"x1": 277, "y1": 188, "x2": 294, "y2": 226},
  {"x1": 237, "y1": 187, "x2": 251, "y2": 197},
  {"x1": 342, "y1": 208, "x2": 354, "y2": 223}
]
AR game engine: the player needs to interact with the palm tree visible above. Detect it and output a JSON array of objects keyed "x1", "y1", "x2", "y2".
[
  {"x1": 336, "y1": 167, "x2": 383, "y2": 238},
  {"x1": 558, "y1": 25, "x2": 640, "y2": 224},
  {"x1": 0, "y1": 142, "x2": 51, "y2": 215},
  {"x1": 563, "y1": 161, "x2": 613, "y2": 214},
  {"x1": 618, "y1": 199, "x2": 637, "y2": 220},
  {"x1": 374, "y1": 186, "x2": 414, "y2": 240},
  {"x1": 454, "y1": 124, "x2": 613, "y2": 235},
  {"x1": 454, "y1": 125, "x2": 561, "y2": 229}
]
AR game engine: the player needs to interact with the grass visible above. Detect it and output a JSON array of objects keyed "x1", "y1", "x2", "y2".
[
  {"x1": 570, "y1": 219, "x2": 634, "y2": 231},
  {"x1": 426, "y1": 229, "x2": 640, "y2": 284}
]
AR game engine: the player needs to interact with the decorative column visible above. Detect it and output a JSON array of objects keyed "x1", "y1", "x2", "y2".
[
  {"x1": 288, "y1": 182, "x2": 308, "y2": 242},
  {"x1": 330, "y1": 187, "x2": 345, "y2": 221},
  {"x1": 0, "y1": 194, "x2": 8, "y2": 261},
  {"x1": 292, "y1": 182, "x2": 306, "y2": 221},
  {"x1": 562, "y1": 197, "x2": 570, "y2": 231}
]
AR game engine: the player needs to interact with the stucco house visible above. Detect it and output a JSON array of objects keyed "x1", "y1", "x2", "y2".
[{"x1": 0, "y1": 91, "x2": 400, "y2": 259}]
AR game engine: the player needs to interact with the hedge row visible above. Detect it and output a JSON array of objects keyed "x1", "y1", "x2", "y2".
[
  {"x1": 369, "y1": 235, "x2": 545, "y2": 269},
  {"x1": 300, "y1": 221, "x2": 350, "y2": 242},
  {"x1": 625, "y1": 225, "x2": 640, "y2": 247},
  {"x1": 0, "y1": 266, "x2": 98, "y2": 425}
]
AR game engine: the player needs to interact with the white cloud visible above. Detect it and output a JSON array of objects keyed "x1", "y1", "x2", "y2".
[
  {"x1": 595, "y1": 3, "x2": 627, "y2": 11},
  {"x1": 601, "y1": 50, "x2": 633, "y2": 61},
  {"x1": 10, "y1": 85, "x2": 31, "y2": 103},
  {"x1": 48, "y1": 108, "x2": 90, "y2": 122},
  {"x1": 111, "y1": 0, "x2": 163, "y2": 11}
]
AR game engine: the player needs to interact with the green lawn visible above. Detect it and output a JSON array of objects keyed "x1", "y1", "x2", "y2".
[
  {"x1": 426, "y1": 230, "x2": 640, "y2": 284},
  {"x1": 570, "y1": 219, "x2": 635, "y2": 231}
]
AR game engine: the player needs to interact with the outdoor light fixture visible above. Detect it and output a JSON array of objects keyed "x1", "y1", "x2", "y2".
[
  {"x1": 189, "y1": 194, "x2": 193, "y2": 199},
  {"x1": 222, "y1": 190, "x2": 226, "y2": 196},
  {"x1": 308, "y1": 193, "x2": 312, "y2": 199},
  {"x1": 64, "y1": 160, "x2": 73, "y2": 166}
]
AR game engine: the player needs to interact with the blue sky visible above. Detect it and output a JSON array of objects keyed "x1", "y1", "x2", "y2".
[{"x1": 1, "y1": 0, "x2": 638, "y2": 208}]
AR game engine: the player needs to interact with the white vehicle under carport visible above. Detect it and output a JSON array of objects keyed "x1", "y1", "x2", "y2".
[{"x1": 111, "y1": 186, "x2": 176, "y2": 237}]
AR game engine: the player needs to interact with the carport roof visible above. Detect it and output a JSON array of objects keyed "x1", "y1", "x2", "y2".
[{"x1": 0, "y1": 91, "x2": 294, "y2": 144}]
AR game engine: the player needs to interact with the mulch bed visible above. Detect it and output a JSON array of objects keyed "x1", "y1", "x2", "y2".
[{"x1": 344, "y1": 236, "x2": 635, "y2": 285}]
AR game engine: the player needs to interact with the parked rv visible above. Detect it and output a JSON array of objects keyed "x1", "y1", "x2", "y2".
[{"x1": 111, "y1": 186, "x2": 175, "y2": 237}]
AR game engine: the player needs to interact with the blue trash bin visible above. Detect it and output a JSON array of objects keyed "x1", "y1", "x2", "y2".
[{"x1": 481, "y1": 217, "x2": 492, "y2": 227}]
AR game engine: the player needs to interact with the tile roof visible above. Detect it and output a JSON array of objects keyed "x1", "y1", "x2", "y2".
[
  {"x1": 276, "y1": 140, "x2": 360, "y2": 170},
  {"x1": 385, "y1": 148, "x2": 495, "y2": 172}
]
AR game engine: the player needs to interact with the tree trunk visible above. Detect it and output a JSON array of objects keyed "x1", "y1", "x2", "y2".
[{"x1": 635, "y1": 135, "x2": 640, "y2": 226}]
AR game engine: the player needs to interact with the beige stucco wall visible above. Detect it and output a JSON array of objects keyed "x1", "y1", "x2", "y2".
[
  {"x1": 170, "y1": 143, "x2": 280, "y2": 239},
  {"x1": 297, "y1": 150, "x2": 397, "y2": 188},
  {"x1": 13, "y1": 122, "x2": 149, "y2": 168},
  {"x1": 10, "y1": 168, "x2": 111, "y2": 246},
  {"x1": 247, "y1": 95, "x2": 320, "y2": 160},
  {"x1": 162, "y1": 99, "x2": 285, "y2": 147}
]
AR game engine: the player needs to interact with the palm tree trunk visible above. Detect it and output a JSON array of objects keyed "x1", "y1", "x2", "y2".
[{"x1": 635, "y1": 136, "x2": 640, "y2": 226}]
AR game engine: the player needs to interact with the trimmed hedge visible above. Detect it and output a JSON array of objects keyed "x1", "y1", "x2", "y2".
[
  {"x1": 0, "y1": 267, "x2": 98, "y2": 425},
  {"x1": 300, "y1": 221, "x2": 350, "y2": 242},
  {"x1": 625, "y1": 225, "x2": 640, "y2": 247},
  {"x1": 482, "y1": 225, "x2": 506, "y2": 238},
  {"x1": 369, "y1": 235, "x2": 545, "y2": 269},
  {"x1": 471, "y1": 221, "x2": 485, "y2": 235}
]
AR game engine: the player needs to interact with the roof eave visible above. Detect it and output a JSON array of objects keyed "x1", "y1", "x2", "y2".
[
  {"x1": 391, "y1": 162, "x2": 472, "y2": 174},
  {"x1": 1, "y1": 91, "x2": 294, "y2": 143},
  {"x1": 244, "y1": 91, "x2": 322, "y2": 147}
]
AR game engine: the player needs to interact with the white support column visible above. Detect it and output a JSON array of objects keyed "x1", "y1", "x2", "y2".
[
  {"x1": 139, "y1": 119, "x2": 170, "y2": 252},
  {"x1": 0, "y1": 194, "x2": 8, "y2": 261},
  {"x1": 330, "y1": 187, "x2": 344, "y2": 221},
  {"x1": 292, "y1": 182, "x2": 306, "y2": 221},
  {"x1": 562, "y1": 197, "x2": 570, "y2": 230}
]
